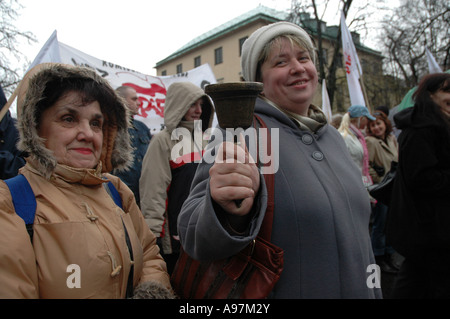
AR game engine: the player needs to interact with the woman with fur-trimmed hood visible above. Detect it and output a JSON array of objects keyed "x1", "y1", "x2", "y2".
[
  {"x1": 139, "y1": 82, "x2": 214, "y2": 274},
  {"x1": 0, "y1": 64, "x2": 173, "y2": 298}
]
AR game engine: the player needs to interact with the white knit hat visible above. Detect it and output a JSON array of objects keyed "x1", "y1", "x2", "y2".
[{"x1": 241, "y1": 21, "x2": 316, "y2": 82}]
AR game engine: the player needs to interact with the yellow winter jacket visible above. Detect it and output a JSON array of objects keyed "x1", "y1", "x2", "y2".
[
  {"x1": 0, "y1": 160, "x2": 171, "y2": 298},
  {"x1": 0, "y1": 64, "x2": 171, "y2": 298}
]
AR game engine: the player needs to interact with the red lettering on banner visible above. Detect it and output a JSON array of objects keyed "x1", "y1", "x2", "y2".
[
  {"x1": 122, "y1": 82, "x2": 167, "y2": 118},
  {"x1": 345, "y1": 53, "x2": 352, "y2": 74}
]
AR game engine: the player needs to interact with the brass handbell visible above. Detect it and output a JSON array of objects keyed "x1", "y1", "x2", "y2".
[{"x1": 205, "y1": 82, "x2": 263, "y2": 207}]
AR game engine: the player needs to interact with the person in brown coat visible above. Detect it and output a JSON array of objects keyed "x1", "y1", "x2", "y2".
[
  {"x1": 365, "y1": 111, "x2": 399, "y2": 274},
  {"x1": 0, "y1": 64, "x2": 173, "y2": 299}
]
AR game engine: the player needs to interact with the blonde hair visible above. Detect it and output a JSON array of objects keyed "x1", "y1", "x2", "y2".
[
  {"x1": 338, "y1": 112, "x2": 361, "y2": 138},
  {"x1": 338, "y1": 113, "x2": 351, "y2": 138}
]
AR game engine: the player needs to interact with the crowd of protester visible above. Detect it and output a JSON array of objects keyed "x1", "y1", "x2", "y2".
[{"x1": 0, "y1": 22, "x2": 449, "y2": 299}]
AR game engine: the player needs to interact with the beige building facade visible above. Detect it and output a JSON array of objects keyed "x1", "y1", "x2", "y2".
[
  {"x1": 155, "y1": 7, "x2": 284, "y2": 82},
  {"x1": 155, "y1": 6, "x2": 384, "y2": 111},
  {"x1": 155, "y1": 20, "x2": 270, "y2": 82}
]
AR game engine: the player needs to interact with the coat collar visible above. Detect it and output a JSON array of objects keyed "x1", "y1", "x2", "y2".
[
  {"x1": 26, "y1": 157, "x2": 106, "y2": 186},
  {"x1": 256, "y1": 96, "x2": 327, "y2": 133}
]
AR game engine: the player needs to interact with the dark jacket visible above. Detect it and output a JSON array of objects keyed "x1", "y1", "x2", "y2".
[
  {"x1": 0, "y1": 86, "x2": 26, "y2": 179},
  {"x1": 387, "y1": 107, "x2": 450, "y2": 259},
  {"x1": 114, "y1": 118, "x2": 151, "y2": 206}
]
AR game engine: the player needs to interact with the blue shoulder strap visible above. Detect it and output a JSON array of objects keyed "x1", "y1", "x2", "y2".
[
  {"x1": 4, "y1": 174, "x2": 36, "y2": 225},
  {"x1": 106, "y1": 180, "x2": 132, "y2": 297},
  {"x1": 5, "y1": 175, "x2": 122, "y2": 225},
  {"x1": 106, "y1": 181, "x2": 123, "y2": 209}
]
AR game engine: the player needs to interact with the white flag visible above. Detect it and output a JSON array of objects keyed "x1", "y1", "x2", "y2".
[
  {"x1": 28, "y1": 30, "x2": 61, "y2": 71},
  {"x1": 340, "y1": 12, "x2": 365, "y2": 107},
  {"x1": 321, "y1": 79, "x2": 332, "y2": 122},
  {"x1": 426, "y1": 48, "x2": 442, "y2": 74}
]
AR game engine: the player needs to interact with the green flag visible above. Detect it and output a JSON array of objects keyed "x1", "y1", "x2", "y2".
[{"x1": 397, "y1": 87, "x2": 416, "y2": 111}]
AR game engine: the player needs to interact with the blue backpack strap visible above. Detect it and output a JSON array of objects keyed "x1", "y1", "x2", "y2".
[
  {"x1": 106, "y1": 181, "x2": 123, "y2": 209},
  {"x1": 4, "y1": 174, "x2": 36, "y2": 225},
  {"x1": 5, "y1": 176, "x2": 122, "y2": 218},
  {"x1": 4, "y1": 176, "x2": 123, "y2": 244},
  {"x1": 4, "y1": 174, "x2": 36, "y2": 241}
]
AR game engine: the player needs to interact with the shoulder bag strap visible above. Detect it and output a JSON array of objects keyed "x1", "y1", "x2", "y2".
[{"x1": 253, "y1": 114, "x2": 275, "y2": 241}]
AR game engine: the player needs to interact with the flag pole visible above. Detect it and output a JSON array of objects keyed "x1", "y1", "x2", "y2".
[{"x1": 0, "y1": 63, "x2": 54, "y2": 122}]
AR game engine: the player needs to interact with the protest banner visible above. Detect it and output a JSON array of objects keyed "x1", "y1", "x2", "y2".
[{"x1": 3, "y1": 30, "x2": 217, "y2": 132}]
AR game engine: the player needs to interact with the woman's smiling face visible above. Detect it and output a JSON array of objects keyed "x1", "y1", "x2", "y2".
[
  {"x1": 369, "y1": 119, "x2": 387, "y2": 139},
  {"x1": 38, "y1": 90, "x2": 104, "y2": 169},
  {"x1": 260, "y1": 37, "x2": 318, "y2": 116}
]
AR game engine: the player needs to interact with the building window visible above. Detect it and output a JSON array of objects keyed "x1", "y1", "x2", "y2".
[
  {"x1": 176, "y1": 63, "x2": 183, "y2": 74},
  {"x1": 194, "y1": 56, "x2": 201, "y2": 68},
  {"x1": 215, "y1": 47, "x2": 223, "y2": 65},
  {"x1": 239, "y1": 37, "x2": 248, "y2": 56},
  {"x1": 361, "y1": 59, "x2": 368, "y2": 73},
  {"x1": 161, "y1": 70, "x2": 167, "y2": 76}
]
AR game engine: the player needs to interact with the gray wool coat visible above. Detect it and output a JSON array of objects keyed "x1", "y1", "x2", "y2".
[{"x1": 178, "y1": 97, "x2": 382, "y2": 299}]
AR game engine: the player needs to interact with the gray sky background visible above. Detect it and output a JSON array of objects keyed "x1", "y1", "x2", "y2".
[
  {"x1": 15, "y1": 0, "x2": 398, "y2": 77},
  {"x1": 16, "y1": 0, "x2": 293, "y2": 76}
]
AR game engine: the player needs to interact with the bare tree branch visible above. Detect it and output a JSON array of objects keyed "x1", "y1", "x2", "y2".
[{"x1": 0, "y1": 0, "x2": 36, "y2": 95}]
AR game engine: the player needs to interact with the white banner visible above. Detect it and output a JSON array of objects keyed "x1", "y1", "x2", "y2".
[
  {"x1": 26, "y1": 30, "x2": 217, "y2": 132},
  {"x1": 340, "y1": 12, "x2": 365, "y2": 107},
  {"x1": 321, "y1": 79, "x2": 332, "y2": 123}
]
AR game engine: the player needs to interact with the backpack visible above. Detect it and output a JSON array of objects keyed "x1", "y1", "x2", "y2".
[
  {"x1": 4, "y1": 174, "x2": 123, "y2": 241},
  {"x1": 3, "y1": 174, "x2": 136, "y2": 297}
]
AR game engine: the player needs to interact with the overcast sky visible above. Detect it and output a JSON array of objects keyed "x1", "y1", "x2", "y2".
[
  {"x1": 15, "y1": 0, "x2": 397, "y2": 78},
  {"x1": 15, "y1": 0, "x2": 293, "y2": 76}
]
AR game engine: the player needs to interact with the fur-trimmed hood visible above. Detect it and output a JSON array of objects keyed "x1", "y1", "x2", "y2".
[{"x1": 15, "y1": 63, "x2": 132, "y2": 179}]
